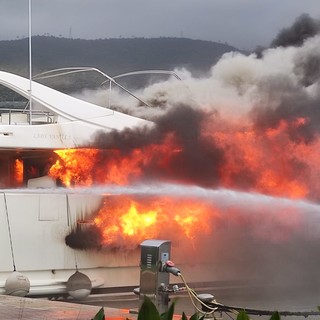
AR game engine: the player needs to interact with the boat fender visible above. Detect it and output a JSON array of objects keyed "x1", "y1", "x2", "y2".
[
  {"x1": 66, "y1": 270, "x2": 92, "y2": 300},
  {"x1": 5, "y1": 271, "x2": 30, "y2": 297}
]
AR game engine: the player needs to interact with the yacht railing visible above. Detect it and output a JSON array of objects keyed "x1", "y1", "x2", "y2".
[
  {"x1": 0, "y1": 108, "x2": 55, "y2": 125},
  {"x1": 33, "y1": 67, "x2": 182, "y2": 109},
  {"x1": 33, "y1": 67, "x2": 153, "y2": 109}
]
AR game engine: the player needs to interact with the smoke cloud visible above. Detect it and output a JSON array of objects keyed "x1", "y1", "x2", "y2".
[
  {"x1": 66, "y1": 16, "x2": 320, "y2": 296},
  {"x1": 91, "y1": 104, "x2": 224, "y2": 186},
  {"x1": 271, "y1": 14, "x2": 320, "y2": 48},
  {"x1": 80, "y1": 24, "x2": 320, "y2": 198},
  {"x1": 79, "y1": 16, "x2": 320, "y2": 142}
]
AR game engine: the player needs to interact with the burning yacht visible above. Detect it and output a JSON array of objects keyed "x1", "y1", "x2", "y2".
[
  {"x1": 0, "y1": 69, "x2": 154, "y2": 297},
  {"x1": 2, "y1": 14, "x2": 320, "y2": 300}
]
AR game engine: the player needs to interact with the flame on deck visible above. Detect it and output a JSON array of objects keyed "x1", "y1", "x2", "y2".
[{"x1": 48, "y1": 114, "x2": 319, "y2": 201}]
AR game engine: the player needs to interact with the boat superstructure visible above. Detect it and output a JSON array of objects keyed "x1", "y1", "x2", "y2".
[{"x1": 0, "y1": 69, "x2": 149, "y2": 150}]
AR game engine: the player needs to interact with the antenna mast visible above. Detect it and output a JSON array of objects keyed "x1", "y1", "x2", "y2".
[{"x1": 28, "y1": 0, "x2": 32, "y2": 124}]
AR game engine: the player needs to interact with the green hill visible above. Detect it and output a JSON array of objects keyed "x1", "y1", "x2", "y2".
[{"x1": 0, "y1": 36, "x2": 241, "y2": 94}]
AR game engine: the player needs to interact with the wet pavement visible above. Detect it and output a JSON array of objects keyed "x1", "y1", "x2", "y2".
[{"x1": 70, "y1": 281, "x2": 320, "y2": 319}]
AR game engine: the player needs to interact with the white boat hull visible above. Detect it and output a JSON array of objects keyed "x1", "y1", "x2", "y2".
[{"x1": 0, "y1": 190, "x2": 142, "y2": 296}]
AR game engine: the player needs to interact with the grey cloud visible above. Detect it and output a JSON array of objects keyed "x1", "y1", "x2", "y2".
[{"x1": 0, "y1": 0, "x2": 319, "y2": 50}]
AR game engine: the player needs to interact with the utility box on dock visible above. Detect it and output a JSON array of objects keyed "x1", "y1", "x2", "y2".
[{"x1": 139, "y1": 239, "x2": 171, "y2": 313}]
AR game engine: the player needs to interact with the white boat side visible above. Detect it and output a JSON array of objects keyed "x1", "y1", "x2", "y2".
[
  {"x1": 0, "y1": 71, "x2": 149, "y2": 149},
  {"x1": 0, "y1": 189, "x2": 142, "y2": 296}
]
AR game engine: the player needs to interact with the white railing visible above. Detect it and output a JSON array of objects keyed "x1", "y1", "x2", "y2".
[
  {"x1": 0, "y1": 108, "x2": 55, "y2": 125},
  {"x1": 33, "y1": 67, "x2": 182, "y2": 109}
]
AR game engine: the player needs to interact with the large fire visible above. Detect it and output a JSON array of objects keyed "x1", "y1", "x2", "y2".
[
  {"x1": 45, "y1": 21, "x2": 320, "y2": 249},
  {"x1": 47, "y1": 110, "x2": 320, "y2": 249},
  {"x1": 49, "y1": 116, "x2": 319, "y2": 200},
  {"x1": 92, "y1": 196, "x2": 214, "y2": 249},
  {"x1": 211, "y1": 117, "x2": 314, "y2": 199}
]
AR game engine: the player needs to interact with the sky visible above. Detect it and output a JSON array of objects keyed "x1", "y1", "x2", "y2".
[{"x1": 0, "y1": 0, "x2": 319, "y2": 50}]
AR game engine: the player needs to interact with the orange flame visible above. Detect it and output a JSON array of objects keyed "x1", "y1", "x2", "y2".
[
  {"x1": 49, "y1": 149, "x2": 99, "y2": 187},
  {"x1": 48, "y1": 117, "x2": 318, "y2": 200},
  {"x1": 93, "y1": 196, "x2": 214, "y2": 248},
  {"x1": 13, "y1": 159, "x2": 23, "y2": 186},
  {"x1": 47, "y1": 114, "x2": 320, "y2": 247},
  {"x1": 49, "y1": 135, "x2": 179, "y2": 187},
  {"x1": 211, "y1": 118, "x2": 313, "y2": 199}
]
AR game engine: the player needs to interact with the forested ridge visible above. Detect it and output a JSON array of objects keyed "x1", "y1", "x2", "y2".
[{"x1": 0, "y1": 36, "x2": 241, "y2": 96}]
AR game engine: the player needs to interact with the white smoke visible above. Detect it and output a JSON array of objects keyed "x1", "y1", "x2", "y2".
[
  {"x1": 73, "y1": 34, "x2": 320, "y2": 124},
  {"x1": 69, "y1": 34, "x2": 320, "y2": 297}
]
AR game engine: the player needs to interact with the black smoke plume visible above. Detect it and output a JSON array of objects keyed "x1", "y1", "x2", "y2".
[
  {"x1": 250, "y1": 81, "x2": 320, "y2": 144},
  {"x1": 271, "y1": 14, "x2": 320, "y2": 48},
  {"x1": 91, "y1": 104, "x2": 225, "y2": 187},
  {"x1": 65, "y1": 224, "x2": 103, "y2": 250}
]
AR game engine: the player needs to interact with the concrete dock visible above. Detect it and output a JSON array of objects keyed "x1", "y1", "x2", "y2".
[{"x1": 0, "y1": 295, "x2": 138, "y2": 320}]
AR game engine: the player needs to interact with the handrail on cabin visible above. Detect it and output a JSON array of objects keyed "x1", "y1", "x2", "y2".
[
  {"x1": 33, "y1": 67, "x2": 182, "y2": 109},
  {"x1": 0, "y1": 108, "x2": 55, "y2": 125}
]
